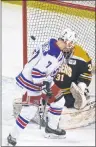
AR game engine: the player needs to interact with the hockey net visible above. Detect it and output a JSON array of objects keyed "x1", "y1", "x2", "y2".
[
  {"x1": 12, "y1": 0, "x2": 95, "y2": 130},
  {"x1": 22, "y1": 0, "x2": 95, "y2": 71}
]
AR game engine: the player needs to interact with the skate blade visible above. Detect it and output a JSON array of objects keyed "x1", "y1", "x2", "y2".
[
  {"x1": 44, "y1": 133, "x2": 66, "y2": 139},
  {"x1": 6, "y1": 142, "x2": 12, "y2": 146},
  {"x1": 7, "y1": 142, "x2": 16, "y2": 146}
]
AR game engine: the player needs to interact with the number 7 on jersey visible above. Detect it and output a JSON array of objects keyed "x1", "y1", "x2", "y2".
[{"x1": 46, "y1": 61, "x2": 52, "y2": 68}]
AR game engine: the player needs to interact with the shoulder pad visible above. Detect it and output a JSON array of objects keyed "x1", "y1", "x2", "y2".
[{"x1": 73, "y1": 45, "x2": 92, "y2": 62}]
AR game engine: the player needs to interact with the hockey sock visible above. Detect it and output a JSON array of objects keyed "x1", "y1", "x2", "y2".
[
  {"x1": 10, "y1": 105, "x2": 38, "y2": 139},
  {"x1": 10, "y1": 115, "x2": 30, "y2": 139},
  {"x1": 47, "y1": 97, "x2": 65, "y2": 130}
]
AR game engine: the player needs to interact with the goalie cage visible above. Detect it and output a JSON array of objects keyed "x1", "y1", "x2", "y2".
[{"x1": 12, "y1": 0, "x2": 95, "y2": 130}]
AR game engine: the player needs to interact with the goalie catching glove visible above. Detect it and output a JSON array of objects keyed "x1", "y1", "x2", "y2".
[{"x1": 70, "y1": 82, "x2": 89, "y2": 110}]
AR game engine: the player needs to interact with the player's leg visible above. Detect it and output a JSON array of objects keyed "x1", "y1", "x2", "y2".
[
  {"x1": 45, "y1": 97, "x2": 66, "y2": 138},
  {"x1": 44, "y1": 84, "x2": 66, "y2": 138},
  {"x1": 7, "y1": 91, "x2": 42, "y2": 146},
  {"x1": 64, "y1": 93, "x2": 75, "y2": 108}
]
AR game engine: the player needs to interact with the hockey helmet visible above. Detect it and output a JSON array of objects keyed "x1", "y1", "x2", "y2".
[
  {"x1": 59, "y1": 28, "x2": 77, "y2": 46},
  {"x1": 58, "y1": 28, "x2": 77, "y2": 59}
]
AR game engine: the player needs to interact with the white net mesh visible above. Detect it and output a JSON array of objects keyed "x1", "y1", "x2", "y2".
[
  {"x1": 26, "y1": 1, "x2": 95, "y2": 69},
  {"x1": 64, "y1": 1, "x2": 95, "y2": 7}
]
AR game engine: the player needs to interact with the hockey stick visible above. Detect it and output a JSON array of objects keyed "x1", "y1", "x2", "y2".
[
  {"x1": 38, "y1": 103, "x2": 43, "y2": 129},
  {"x1": 39, "y1": 94, "x2": 49, "y2": 129}
]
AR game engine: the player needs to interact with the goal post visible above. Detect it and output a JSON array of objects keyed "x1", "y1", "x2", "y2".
[
  {"x1": 22, "y1": 0, "x2": 95, "y2": 101},
  {"x1": 22, "y1": 0, "x2": 27, "y2": 66},
  {"x1": 22, "y1": 0, "x2": 27, "y2": 102}
]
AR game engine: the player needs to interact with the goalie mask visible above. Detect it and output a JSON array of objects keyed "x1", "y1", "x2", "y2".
[{"x1": 58, "y1": 28, "x2": 77, "y2": 59}]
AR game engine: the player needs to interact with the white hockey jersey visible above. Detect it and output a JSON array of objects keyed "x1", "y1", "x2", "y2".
[{"x1": 16, "y1": 39, "x2": 64, "y2": 92}]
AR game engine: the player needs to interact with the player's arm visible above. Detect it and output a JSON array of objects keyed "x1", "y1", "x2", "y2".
[{"x1": 77, "y1": 60, "x2": 92, "y2": 87}]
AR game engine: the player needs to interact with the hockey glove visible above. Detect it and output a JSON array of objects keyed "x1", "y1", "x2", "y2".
[{"x1": 43, "y1": 81, "x2": 53, "y2": 98}]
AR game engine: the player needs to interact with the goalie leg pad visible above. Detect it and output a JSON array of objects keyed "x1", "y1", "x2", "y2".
[{"x1": 70, "y1": 82, "x2": 87, "y2": 109}]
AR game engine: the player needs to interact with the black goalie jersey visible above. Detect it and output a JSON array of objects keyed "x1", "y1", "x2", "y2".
[{"x1": 54, "y1": 45, "x2": 92, "y2": 95}]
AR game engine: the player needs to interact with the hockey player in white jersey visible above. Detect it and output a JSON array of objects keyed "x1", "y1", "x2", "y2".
[{"x1": 7, "y1": 28, "x2": 77, "y2": 146}]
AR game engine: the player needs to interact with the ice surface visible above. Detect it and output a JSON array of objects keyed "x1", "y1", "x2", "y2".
[{"x1": 2, "y1": 2, "x2": 95, "y2": 146}]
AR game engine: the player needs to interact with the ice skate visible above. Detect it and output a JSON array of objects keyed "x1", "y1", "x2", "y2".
[
  {"x1": 7, "y1": 134, "x2": 17, "y2": 146},
  {"x1": 44, "y1": 125, "x2": 66, "y2": 139}
]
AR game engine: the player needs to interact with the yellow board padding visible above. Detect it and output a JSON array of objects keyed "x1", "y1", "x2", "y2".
[{"x1": 2, "y1": 1, "x2": 95, "y2": 20}]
